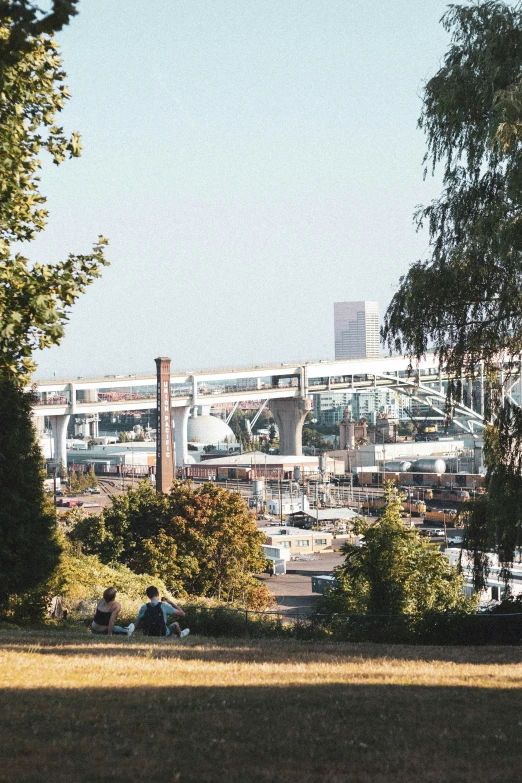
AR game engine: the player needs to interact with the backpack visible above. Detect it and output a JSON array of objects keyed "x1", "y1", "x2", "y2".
[{"x1": 141, "y1": 602, "x2": 167, "y2": 636}]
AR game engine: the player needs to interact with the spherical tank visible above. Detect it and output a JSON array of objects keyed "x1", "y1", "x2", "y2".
[
  {"x1": 187, "y1": 414, "x2": 237, "y2": 446},
  {"x1": 411, "y1": 458, "x2": 446, "y2": 474}
]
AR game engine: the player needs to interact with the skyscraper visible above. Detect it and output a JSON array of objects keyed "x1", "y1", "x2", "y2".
[{"x1": 334, "y1": 300, "x2": 380, "y2": 359}]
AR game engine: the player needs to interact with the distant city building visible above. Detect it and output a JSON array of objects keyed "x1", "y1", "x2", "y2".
[
  {"x1": 351, "y1": 389, "x2": 408, "y2": 425},
  {"x1": 334, "y1": 300, "x2": 380, "y2": 360},
  {"x1": 313, "y1": 389, "x2": 410, "y2": 427},
  {"x1": 312, "y1": 392, "x2": 353, "y2": 425}
]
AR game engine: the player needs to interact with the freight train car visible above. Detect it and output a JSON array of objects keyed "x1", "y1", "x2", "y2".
[{"x1": 357, "y1": 471, "x2": 485, "y2": 491}]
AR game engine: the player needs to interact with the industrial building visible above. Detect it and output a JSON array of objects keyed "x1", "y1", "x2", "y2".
[
  {"x1": 326, "y1": 439, "x2": 469, "y2": 473},
  {"x1": 260, "y1": 525, "x2": 333, "y2": 556},
  {"x1": 444, "y1": 549, "x2": 522, "y2": 606},
  {"x1": 185, "y1": 451, "x2": 345, "y2": 481}
]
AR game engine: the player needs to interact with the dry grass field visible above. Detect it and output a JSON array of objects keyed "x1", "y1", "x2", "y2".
[{"x1": 1, "y1": 629, "x2": 522, "y2": 783}]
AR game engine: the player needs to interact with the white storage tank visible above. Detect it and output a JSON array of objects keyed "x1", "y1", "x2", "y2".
[
  {"x1": 411, "y1": 458, "x2": 446, "y2": 474},
  {"x1": 386, "y1": 460, "x2": 412, "y2": 472}
]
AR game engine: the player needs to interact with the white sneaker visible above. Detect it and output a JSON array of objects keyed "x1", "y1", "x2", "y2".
[
  {"x1": 179, "y1": 628, "x2": 190, "y2": 639},
  {"x1": 126, "y1": 623, "x2": 135, "y2": 637}
]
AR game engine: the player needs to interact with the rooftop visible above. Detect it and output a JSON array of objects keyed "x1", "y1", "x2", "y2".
[
  {"x1": 259, "y1": 525, "x2": 333, "y2": 538},
  {"x1": 298, "y1": 508, "x2": 358, "y2": 522},
  {"x1": 200, "y1": 451, "x2": 323, "y2": 467}
]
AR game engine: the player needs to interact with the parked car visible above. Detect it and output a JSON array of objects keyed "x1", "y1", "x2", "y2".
[
  {"x1": 448, "y1": 535, "x2": 464, "y2": 545},
  {"x1": 429, "y1": 528, "x2": 445, "y2": 537}
]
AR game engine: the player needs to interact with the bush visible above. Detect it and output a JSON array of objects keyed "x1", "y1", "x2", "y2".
[
  {"x1": 316, "y1": 610, "x2": 522, "y2": 645},
  {"x1": 4, "y1": 541, "x2": 169, "y2": 625},
  {"x1": 181, "y1": 601, "x2": 289, "y2": 639}
]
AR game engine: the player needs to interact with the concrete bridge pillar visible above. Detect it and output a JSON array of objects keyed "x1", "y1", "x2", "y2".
[
  {"x1": 49, "y1": 414, "x2": 70, "y2": 471},
  {"x1": 32, "y1": 411, "x2": 45, "y2": 435},
  {"x1": 172, "y1": 405, "x2": 190, "y2": 470},
  {"x1": 76, "y1": 389, "x2": 99, "y2": 440},
  {"x1": 90, "y1": 415, "x2": 99, "y2": 438},
  {"x1": 270, "y1": 398, "x2": 312, "y2": 456}
]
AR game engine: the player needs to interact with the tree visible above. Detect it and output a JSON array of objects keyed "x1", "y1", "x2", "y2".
[
  {"x1": 320, "y1": 484, "x2": 475, "y2": 616},
  {"x1": 0, "y1": 8, "x2": 108, "y2": 612},
  {"x1": 381, "y1": 2, "x2": 522, "y2": 584},
  {"x1": 398, "y1": 421, "x2": 417, "y2": 437},
  {"x1": 0, "y1": 380, "x2": 60, "y2": 612},
  {"x1": 67, "y1": 468, "x2": 80, "y2": 493},
  {"x1": 0, "y1": 26, "x2": 107, "y2": 383},
  {"x1": 302, "y1": 427, "x2": 326, "y2": 449},
  {"x1": 117, "y1": 431, "x2": 129, "y2": 443},
  {"x1": 86, "y1": 465, "x2": 98, "y2": 489},
  {"x1": 68, "y1": 480, "x2": 271, "y2": 606},
  {"x1": 0, "y1": 2, "x2": 79, "y2": 67}
]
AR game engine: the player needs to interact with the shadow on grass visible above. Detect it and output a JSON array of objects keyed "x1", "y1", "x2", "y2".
[
  {"x1": 1, "y1": 682, "x2": 521, "y2": 783},
  {"x1": 2, "y1": 629, "x2": 522, "y2": 666}
]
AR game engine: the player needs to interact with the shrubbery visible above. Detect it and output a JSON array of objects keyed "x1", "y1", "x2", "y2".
[
  {"x1": 319, "y1": 483, "x2": 477, "y2": 617},
  {"x1": 4, "y1": 539, "x2": 167, "y2": 624},
  {"x1": 68, "y1": 480, "x2": 272, "y2": 608}
]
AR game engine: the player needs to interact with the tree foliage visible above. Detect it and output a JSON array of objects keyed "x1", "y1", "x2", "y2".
[
  {"x1": 381, "y1": 2, "x2": 522, "y2": 582},
  {"x1": 0, "y1": 2, "x2": 78, "y2": 68},
  {"x1": 68, "y1": 481, "x2": 271, "y2": 607},
  {"x1": 383, "y1": 3, "x2": 522, "y2": 382},
  {"x1": 0, "y1": 5, "x2": 107, "y2": 609},
  {"x1": 0, "y1": 11, "x2": 107, "y2": 384},
  {"x1": 0, "y1": 380, "x2": 61, "y2": 611},
  {"x1": 302, "y1": 427, "x2": 326, "y2": 449},
  {"x1": 320, "y1": 484, "x2": 475, "y2": 616}
]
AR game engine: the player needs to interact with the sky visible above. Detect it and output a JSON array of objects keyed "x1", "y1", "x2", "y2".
[{"x1": 31, "y1": 0, "x2": 453, "y2": 380}]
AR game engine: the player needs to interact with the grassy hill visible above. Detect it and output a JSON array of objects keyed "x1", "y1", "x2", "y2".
[{"x1": 1, "y1": 629, "x2": 522, "y2": 782}]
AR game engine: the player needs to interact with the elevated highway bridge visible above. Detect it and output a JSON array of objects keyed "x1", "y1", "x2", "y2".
[{"x1": 32, "y1": 353, "x2": 505, "y2": 468}]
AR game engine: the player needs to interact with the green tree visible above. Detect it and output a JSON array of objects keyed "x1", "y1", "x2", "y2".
[
  {"x1": 67, "y1": 468, "x2": 80, "y2": 493},
  {"x1": 321, "y1": 484, "x2": 475, "y2": 616},
  {"x1": 117, "y1": 431, "x2": 129, "y2": 443},
  {"x1": 302, "y1": 427, "x2": 326, "y2": 449},
  {"x1": 0, "y1": 26, "x2": 107, "y2": 383},
  {"x1": 398, "y1": 421, "x2": 417, "y2": 437},
  {"x1": 86, "y1": 465, "x2": 98, "y2": 489},
  {"x1": 268, "y1": 423, "x2": 277, "y2": 445},
  {"x1": 0, "y1": 8, "x2": 108, "y2": 613},
  {"x1": 0, "y1": 2, "x2": 78, "y2": 69},
  {"x1": 0, "y1": 380, "x2": 60, "y2": 612},
  {"x1": 128, "y1": 529, "x2": 182, "y2": 594},
  {"x1": 381, "y1": 2, "x2": 522, "y2": 583},
  {"x1": 69, "y1": 480, "x2": 270, "y2": 605}
]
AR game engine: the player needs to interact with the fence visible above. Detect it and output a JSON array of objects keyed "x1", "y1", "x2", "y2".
[{"x1": 182, "y1": 604, "x2": 522, "y2": 645}]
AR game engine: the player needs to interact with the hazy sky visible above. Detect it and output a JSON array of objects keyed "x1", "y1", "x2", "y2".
[{"x1": 31, "y1": 0, "x2": 452, "y2": 380}]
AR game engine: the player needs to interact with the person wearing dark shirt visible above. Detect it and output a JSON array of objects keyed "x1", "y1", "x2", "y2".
[
  {"x1": 136, "y1": 585, "x2": 190, "y2": 638},
  {"x1": 91, "y1": 587, "x2": 135, "y2": 636}
]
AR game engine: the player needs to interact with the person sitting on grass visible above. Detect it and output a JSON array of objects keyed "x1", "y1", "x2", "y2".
[
  {"x1": 91, "y1": 587, "x2": 135, "y2": 637},
  {"x1": 136, "y1": 586, "x2": 190, "y2": 639}
]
